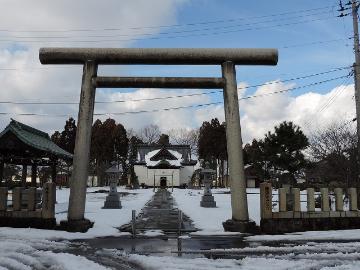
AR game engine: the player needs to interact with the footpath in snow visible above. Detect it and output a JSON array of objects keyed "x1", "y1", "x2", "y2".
[
  {"x1": 120, "y1": 188, "x2": 197, "y2": 235},
  {"x1": 3, "y1": 186, "x2": 360, "y2": 269}
]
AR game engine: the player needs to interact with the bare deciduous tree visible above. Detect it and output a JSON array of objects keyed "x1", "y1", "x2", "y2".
[
  {"x1": 138, "y1": 124, "x2": 161, "y2": 145},
  {"x1": 168, "y1": 128, "x2": 199, "y2": 157},
  {"x1": 308, "y1": 121, "x2": 358, "y2": 186}
]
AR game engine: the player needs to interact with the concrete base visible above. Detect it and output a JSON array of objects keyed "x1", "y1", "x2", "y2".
[
  {"x1": 261, "y1": 217, "x2": 360, "y2": 234},
  {"x1": 0, "y1": 217, "x2": 56, "y2": 229},
  {"x1": 223, "y1": 219, "x2": 259, "y2": 233},
  {"x1": 60, "y1": 218, "x2": 94, "y2": 233},
  {"x1": 200, "y1": 195, "x2": 216, "y2": 208},
  {"x1": 103, "y1": 194, "x2": 122, "y2": 209}
]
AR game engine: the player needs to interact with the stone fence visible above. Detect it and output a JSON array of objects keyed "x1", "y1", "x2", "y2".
[
  {"x1": 0, "y1": 182, "x2": 56, "y2": 229},
  {"x1": 260, "y1": 182, "x2": 360, "y2": 234}
]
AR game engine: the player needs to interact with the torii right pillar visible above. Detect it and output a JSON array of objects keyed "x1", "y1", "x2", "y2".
[{"x1": 222, "y1": 61, "x2": 257, "y2": 233}]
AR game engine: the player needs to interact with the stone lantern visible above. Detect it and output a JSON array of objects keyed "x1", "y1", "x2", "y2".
[
  {"x1": 200, "y1": 162, "x2": 216, "y2": 208},
  {"x1": 103, "y1": 163, "x2": 122, "y2": 209}
]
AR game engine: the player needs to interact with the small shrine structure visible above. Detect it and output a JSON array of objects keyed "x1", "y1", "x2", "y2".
[{"x1": 0, "y1": 119, "x2": 72, "y2": 186}]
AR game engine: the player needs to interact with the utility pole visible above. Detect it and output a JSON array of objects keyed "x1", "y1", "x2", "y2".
[{"x1": 350, "y1": 0, "x2": 360, "y2": 182}]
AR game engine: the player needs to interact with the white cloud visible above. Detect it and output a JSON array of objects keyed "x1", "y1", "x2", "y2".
[
  {"x1": 194, "y1": 82, "x2": 355, "y2": 143},
  {"x1": 0, "y1": 1, "x2": 355, "y2": 144},
  {"x1": 0, "y1": 0, "x2": 187, "y2": 133}
]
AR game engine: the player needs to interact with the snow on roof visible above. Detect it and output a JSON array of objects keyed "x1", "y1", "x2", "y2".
[{"x1": 144, "y1": 148, "x2": 182, "y2": 167}]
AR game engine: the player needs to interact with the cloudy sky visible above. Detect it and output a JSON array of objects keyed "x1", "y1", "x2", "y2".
[{"x1": 0, "y1": 0, "x2": 356, "y2": 142}]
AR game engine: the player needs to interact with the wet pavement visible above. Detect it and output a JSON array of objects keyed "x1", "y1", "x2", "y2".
[
  {"x1": 46, "y1": 188, "x2": 360, "y2": 268},
  {"x1": 75, "y1": 234, "x2": 248, "y2": 257},
  {"x1": 120, "y1": 189, "x2": 196, "y2": 234}
]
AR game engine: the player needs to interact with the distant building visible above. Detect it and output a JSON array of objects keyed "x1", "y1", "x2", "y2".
[{"x1": 134, "y1": 145, "x2": 197, "y2": 187}]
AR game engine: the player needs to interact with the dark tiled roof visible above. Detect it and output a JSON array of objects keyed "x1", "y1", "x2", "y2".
[{"x1": 0, "y1": 119, "x2": 72, "y2": 159}]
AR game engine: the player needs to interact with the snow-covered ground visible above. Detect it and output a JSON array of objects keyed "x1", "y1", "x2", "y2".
[
  {"x1": 2, "y1": 187, "x2": 360, "y2": 269},
  {"x1": 0, "y1": 186, "x2": 154, "y2": 241},
  {"x1": 172, "y1": 188, "x2": 331, "y2": 235},
  {"x1": 128, "y1": 253, "x2": 360, "y2": 270},
  {"x1": 172, "y1": 188, "x2": 262, "y2": 234},
  {"x1": 0, "y1": 235, "x2": 109, "y2": 269}
]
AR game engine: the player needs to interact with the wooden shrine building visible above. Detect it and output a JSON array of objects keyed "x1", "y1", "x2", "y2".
[{"x1": 0, "y1": 119, "x2": 72, "y2": 187}]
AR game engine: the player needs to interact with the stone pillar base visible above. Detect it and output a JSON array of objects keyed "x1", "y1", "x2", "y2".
[
  {"x1": 222, "y1": 219, "x2": 259, "y2": 233},
  {"x1": 103, "y1": 194, "x2": 122, "y2": 209},
  {"x1": 200, "y1": 195, "x2": 216, "y2": 208},
  {"x1": 60, "y1": 219, "x2": 94, "y2": 233}
]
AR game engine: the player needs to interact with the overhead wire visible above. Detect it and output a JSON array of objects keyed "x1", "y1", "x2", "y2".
[
  {"x1": 0, "y1": 5, "x2": 337, "y2": 33},
  {"x1": 0, "y1": 13, "x2": 337, "y2": 44},
  {"x1": 0, "y1": 66, "x2": 350, "y2": 105},
  {"x1": 4, "y1": 10, "x2": 333, "y2": 40},
  {"x1": 0, "y1": 74, "x2": 349, "y2": 118}
]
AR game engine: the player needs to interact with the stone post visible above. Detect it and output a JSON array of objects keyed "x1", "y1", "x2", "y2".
[
  {"x1": 222, "y1": 61, "x2": 256, "y2": 232},
  {"x1": 51, "y1": 161, "x2": 57, "y2": 183},
  {"x1": 292, "y1": 188, "x2": 301, "y2": 212},
  {"x1": 200, "y1": 162, "x2": 216, "y2": 208},
  {"x1": 13, "y1": 187, "x2": 22, "y2": 211},
  {"x1": 103, "y1": 175, "x2": 122, "y2": 209},
  {"x1": 0, "y1": 161, "x2": 3, "y2": 186},
  {"x1": 321, "y1": 188, "x2": 330, "y2": 211},
  {"x1": 42, "y1": 182, "x2": 56, "y2": 219},
  {"x1": 334, "y1": 188, "x2": 344, "y2": 211},
  {"x1": 307, "y1": 188, "x2": 315, "y2": 212},
  {"x1": 31, "y1": 164, "x2": 37, "y2": 187},
  {"x1": 0, "y1": 187, "x2": 7, "y2": 211},
  {"x1": 260, "y1": 182, "x2": 272, "y2": 219},
  {"x1": 65, "y1": 61, "x2": 97, "y2": 232},
  {"x1": 27, "y1": 187, "x2": 37, "y2": 211},
  {"x1": 348, "y1": 188, "x2": 358, "y2": 211},
  {"x1": 279, "y1": 188, "x2": 287, "y2": 212},
  {"x1": 21, "y1": 165, "x2": 27, "y2": 187}
]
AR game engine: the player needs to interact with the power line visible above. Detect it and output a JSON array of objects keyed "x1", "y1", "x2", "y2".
[
  {"x1": 282, "y1": 37, "x2": 353, "y2": 49},
  {"x1": 0, "y1": 66, "x2": 350, "y2": 105},
  {"x1": 0, "y1": 16, "x2": 336, "y2": 44},
  {"x1": 4, "y1": 10, "x2": 333, "y2": 40},
  {"x1": 0, "y1": 74, "x2": 349, "y2": 118},
  {"x1": 318, "y1": 77, "x2": 351, "y2": 114},
  {"x1": 302, "y1": 75, "x2": 352, "y2": 131},
  {"x1": 0, "y1": 5, "x2": 336, "y2": 34}
]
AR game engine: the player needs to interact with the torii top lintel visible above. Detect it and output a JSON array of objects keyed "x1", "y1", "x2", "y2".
[{"x1": 39, "y1": 48, "x2": 278, "y2": 65}]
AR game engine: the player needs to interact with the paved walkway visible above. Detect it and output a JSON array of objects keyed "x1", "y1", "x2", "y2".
[{"x1": 120, "y1": 189, "x2": 197, "y2": 235}]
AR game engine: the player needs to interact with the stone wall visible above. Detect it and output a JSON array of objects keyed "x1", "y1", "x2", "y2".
[
  {"x1": 260, "y1": 182, "x2": 360, "y2": 234},
  {"x1": 0, "y1": 182, "x2": 56, "y2": 229}
]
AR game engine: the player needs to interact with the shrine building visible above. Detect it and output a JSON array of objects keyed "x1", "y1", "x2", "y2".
[{"x1": 134, "y1": 145, "x2": 197, "y2": 187}]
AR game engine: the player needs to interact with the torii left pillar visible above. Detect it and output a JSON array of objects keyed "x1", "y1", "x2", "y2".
[{"x1": 60, "y1": 61, "x2": 97, "y2": 232}]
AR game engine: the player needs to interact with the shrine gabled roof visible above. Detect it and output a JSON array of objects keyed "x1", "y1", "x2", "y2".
[
  {"x1": 147, "y1": 159, "x2": 181, "y2": 169},
  {"x1": 150, "y1": 147, "x2": 178, "y2": 161},
  {"x1": 0, "y1": 119, "x2": 72, "y2": 159}
]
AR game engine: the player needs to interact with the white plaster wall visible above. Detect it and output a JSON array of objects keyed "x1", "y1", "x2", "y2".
[
  {"x1": 134, "y1": 165, "x2": 148, "y2": 185},
  {"x1": 149, "y1": 169, "x2": 180, "y2": 186},
  {"x1": 180, "y1": 166, "x2": 194, "y2": 185},
  {"x1": 135, "y1": 165, "x2": 197, "y2": 186}
]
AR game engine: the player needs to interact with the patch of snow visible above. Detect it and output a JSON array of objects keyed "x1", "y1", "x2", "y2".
[
  {"x1": 38, "y1": 251, "x2": 110, "y2": 270},
  {"x1": 128, "y1": 254, "x2": 242, "y2": 270},
  {"x1": 0, "y1": 234, "x2": 109, "y2": 270},
  {"x1": 172, "y1": 188, "x2": 261, "y2": 234},
  {"x1": 0, "y1": 186, "x2": 153, "y2": 241},
  {"x1": 140, "y1": 230, "x2": 164, "y2": 237},
  {"x1": 247, "y1": 229, "x2": 360, "y2": 242}
]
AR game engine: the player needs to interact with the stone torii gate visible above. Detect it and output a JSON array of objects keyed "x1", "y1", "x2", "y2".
[{"x1": 39, "y1": 48, "x2": 278, "y2": 232}]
